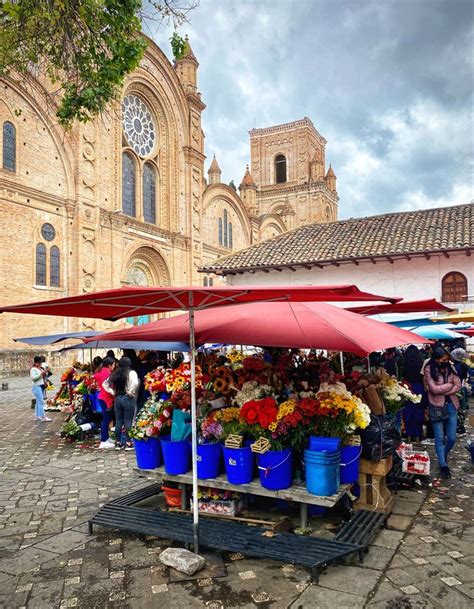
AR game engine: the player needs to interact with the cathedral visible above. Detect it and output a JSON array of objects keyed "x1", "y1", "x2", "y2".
[{"x1": 0, "y1": 35, "x2": 338, "y2": 350}]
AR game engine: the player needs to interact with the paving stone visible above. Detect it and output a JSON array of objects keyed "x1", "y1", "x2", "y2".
[
  {"x1": 372, "y1": 529, "x2": 405, "y2": 550},
  {"x1": 357, "y1": 545, "x2": 396, "y2": 571},
  {"x1": 34, "y1": 530, "x2": 93, "y2": 554},
  {"x1": 317, "y1": 565, "x2": 381, "y2": 595},
  {"x1": 295, "y1": 585, "x2": 365, "y2": 608},
  {"x1": 387, "y1": 514, "x2": 413, "y2": 531},
  {"x1": 0, "y1": 547, "x2": 57, "y2": 575}
]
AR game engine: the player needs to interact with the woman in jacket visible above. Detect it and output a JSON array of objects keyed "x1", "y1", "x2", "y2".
[
  {"x1": 94, "y1": 356, "x2": 116, "y2": 449},
  {"x1": 423, "y1": 347, "x2": 461, "y2": 478},
  {"x1": 104, "y1": 356, "x2": 139, "y2": 451}
]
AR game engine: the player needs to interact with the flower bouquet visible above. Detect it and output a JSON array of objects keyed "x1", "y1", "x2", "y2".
[
  {"x1": 376, "y1": 369, "x2": 422, "y2": 414},
  {"x1": 313, "y1": 382, "x2": 371, "y2": 441},
  {"x1": 128, "y1": 395, "x2": 173, "y2": 441},
  {"x1": 144, "y1": 367, "x2": 167, "y2": 393},
  {"x1": 165, "y1": 362, "x2": 202, "y2": 392}
]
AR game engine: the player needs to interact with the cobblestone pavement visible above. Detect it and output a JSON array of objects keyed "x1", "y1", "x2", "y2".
[{"x1": 0, "y1": 377, "x2": 473, "y2": 609}]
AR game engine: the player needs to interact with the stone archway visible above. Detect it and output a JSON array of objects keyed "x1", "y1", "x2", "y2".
[{"x1": 123, "y1": 246, "x2": 171, "y2": 325}]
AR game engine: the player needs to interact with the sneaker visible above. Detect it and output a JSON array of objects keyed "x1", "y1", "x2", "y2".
[
  {"x1": 115, "y1": 443, "x2": 123, "y2": 451},
  {"x1": 124, "y1": 442, "x2": 134, "y2": 451},
  {"x1": 105, "y1": 438, "x2": 115, "y2": 444},
  {"x1": 40, "y1": 416, "x2": 52, "y2": 422},
  {"x1": 98, "y1": 441, "x2": 115, "y2": 449},
  {"x1": 440, "y1": 466, "x2": 452, "y2": 479}
]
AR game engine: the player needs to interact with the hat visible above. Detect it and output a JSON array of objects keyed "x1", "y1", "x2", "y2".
[{"x1": 451, "y1": 348, "x2": 468, "y2": 362}]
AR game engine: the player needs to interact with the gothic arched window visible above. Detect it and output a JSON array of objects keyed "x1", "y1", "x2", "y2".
[
  {"x1": 218, "y1": 217, "x2": 223, "y2": 245},
  {"x1": 275, "y1": 154, "x2": 287, "y2": 184},
  {"x1": 223, "y1": 209, "x2": 228, "y2": 247},
  {"x1": 203, "y1": 276, "x2": 208, "y2": 287},
  {"x1": 35, "y1": 243, "x2": 46, "y2": 286},
  {"x1": 143, "y1": 162, "x2": 156, "y2": 224},
  {"x1": 50, "y1": 246, "x2": 60, "y2": 287},
  {"x1": 229, "y1": 222, "x2": 233, "y2": 249},
  {"x1": 122, "y1": 151, "x2": 136, "y2": 217},
  {"x1": 3, "y1": 121, "x2": 16, "y2": 172},
  {"x1": 442, "y1": 272, "x2": 468, "y2": 303}
]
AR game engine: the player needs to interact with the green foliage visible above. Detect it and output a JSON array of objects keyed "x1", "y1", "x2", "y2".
[
  {"x1": 170, "y1": 31, "x2": 188, "y2": 60},
  {"x1": 60, "y1": 419, "x2": 81, "y2": 438},
  {"x1": 0, "y1": 0, "x2": 196, "y2": 126}
]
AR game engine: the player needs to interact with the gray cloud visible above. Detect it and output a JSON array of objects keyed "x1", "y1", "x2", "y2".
[{"x1": 150, "y1": 0, "x2": 473, "y2": 217}]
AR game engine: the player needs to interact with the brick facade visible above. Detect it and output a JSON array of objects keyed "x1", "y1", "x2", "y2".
[{"x1": 0, "y1": 37, "x2": 338, "y2": 352}]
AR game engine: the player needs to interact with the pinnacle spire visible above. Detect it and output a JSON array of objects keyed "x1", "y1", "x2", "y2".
[
  {"x1": 240, "y1": 164, "x2": 256, "y2": 187},
  {"x1": 208, "y1": 154, "x2": 221, "y2": 174}
]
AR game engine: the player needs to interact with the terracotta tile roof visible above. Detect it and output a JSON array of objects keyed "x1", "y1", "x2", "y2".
[
  {"x1": 202, "y1": 203, "x2": 474, "y2": 274},
  {"x1": 240, "y1": 165, "x2": 256, "y2": 187}
]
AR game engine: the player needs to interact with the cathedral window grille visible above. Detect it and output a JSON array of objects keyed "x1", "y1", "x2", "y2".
[
  {"x1": 50, "y1": 246, "x2": 60, "y2": 287},
  {"x1": 35, "y1": 243, "x2": 46, "y2": 286},
  {"x1": 223, "y1": 209, "x2": 228, "y2": 247},
  {"x1": 3, "y1": 121, "x2": 16, "y2": 172},
  {"x1": 229, "y1": 222, "x2": 233, "y2": 249},
  {"x1": 218, "y1": 218, "x2": 223, "y2": 245},
  {"x1": 275, "y1": 154, "x2": 287, "y2": 184},
  {"x1": 208, "y1": 277, "x2": 213, "y2": 286},
  {"x1": 442, "y1": 272, "x2": 467, "y2": 303},
  {"x1": 143, "y1": 162, "x2": 156, "y2": 224},
  {"x1": 122, "y1": 151, "x2": 136, "y2": 217}
]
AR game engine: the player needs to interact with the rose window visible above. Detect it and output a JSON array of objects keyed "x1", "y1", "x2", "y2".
[{"x1": 122, "y1": 95, "x2": 156, "y2": 158}]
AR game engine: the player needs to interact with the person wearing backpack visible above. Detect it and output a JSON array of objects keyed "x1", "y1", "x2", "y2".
[{"x1": 423, "y1": 347, "x2": 461, "y2": 479}]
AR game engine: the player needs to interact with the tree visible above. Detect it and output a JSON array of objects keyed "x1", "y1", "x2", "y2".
[{"x1": 0, "y1": 1, "x2": 198, "y2": 127}]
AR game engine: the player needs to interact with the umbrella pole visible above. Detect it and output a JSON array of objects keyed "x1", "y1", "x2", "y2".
[
  {"x1": 367, "y1": 354, "x2": 371, "y2": 372},
  {"x1": 189, "y1": 305, "x2": 200, "y2": 553},
  {"x1": 339, "y1": 352, "x2": 345, "y2": 375}
]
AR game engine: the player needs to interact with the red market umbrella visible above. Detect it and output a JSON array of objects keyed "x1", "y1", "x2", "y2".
[
  {"x1": 0, "y1": 283, "x2": 398, "y2": 552},
  {"x1": 89, "y1": 301, "x2": 424, "y2": 356},
  {"x1": 0, "y1": 284, "x2": 398, "y2": 319},
  {"x1": 347, "y1": 298, "x2": 453, "y2": 316},
  {"x1": 458, "y1": 327, "x2": 474, "y2": 336}
]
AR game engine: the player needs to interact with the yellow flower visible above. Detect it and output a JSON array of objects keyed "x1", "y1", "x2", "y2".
[{"x1": 268, "y1": 422, "x2": 277, "y2": 432}]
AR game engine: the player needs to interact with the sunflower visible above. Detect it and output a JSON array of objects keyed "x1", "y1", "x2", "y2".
[{"x1": 213, "y1": 377, "x2": 229, "y2": 393}]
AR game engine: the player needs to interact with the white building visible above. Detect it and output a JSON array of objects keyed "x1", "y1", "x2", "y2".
[{"x1": 201, "y1": 203, "x2": 474, "y2": 309}]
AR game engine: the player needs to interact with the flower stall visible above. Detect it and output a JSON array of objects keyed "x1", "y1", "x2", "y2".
[{"x1": 127, "y1": 350, "x2": 382, "y2": 522}]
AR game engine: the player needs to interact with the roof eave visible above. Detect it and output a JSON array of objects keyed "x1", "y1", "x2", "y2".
[{"x1": 202, "y1": 246, "x2": 474, "y2": 276}]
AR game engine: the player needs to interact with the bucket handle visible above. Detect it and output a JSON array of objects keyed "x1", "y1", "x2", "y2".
[
  {"x1": 257, "y1": 452, "x2": 292, "y2": 478},
  {"x1": 340, "y1": 446, "x2": 363, "y2": 468}
]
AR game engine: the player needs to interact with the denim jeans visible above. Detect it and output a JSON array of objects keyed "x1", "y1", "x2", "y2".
[
  {"x1": 99, "y1": 399, "x2": 113, "y2": 442},
  {"x1": 432, "y1": 402, "x2": 457, "y2": 468},
  {"x1": 114, "y1": 394, "x2": 136, "y2": 444},
  {"x1": 32, "y1": 384, "x2": 45, "y2": 418}
]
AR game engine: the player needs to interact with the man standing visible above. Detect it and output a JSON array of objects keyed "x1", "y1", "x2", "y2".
[{"x1": 30, "y1": 356, "x2": 52, "y2": 422}]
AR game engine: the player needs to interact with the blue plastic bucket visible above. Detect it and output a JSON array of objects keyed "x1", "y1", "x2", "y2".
[
  {"x1": 304, "y1": 449, "x2": 340, "y2": 496},
  {"x1": 257, "y1": 449, "x2": 293, "y2": 490},
  {"x1": 89, "y1": 392, "x2": 101, "y2": 413},
  {"x1": 197, "y1": 442, "x2": 222, "y2": 479},
  {"x1": 340, "y1": 445, "x2": 362, "y2": 484},
  {"x1": 159, "y1": 391, "x2": 171, "y2": 400},
  {"x1": 134, "y1": 437, "x2": 162, "y2": 470},
  {"x1": 223, "y1": 446, "x2": 254, "y2": 484},
  {"x1": 160, "y1": 435, "x2": 192, "y2": 475},
  {"x1": 309, "y1": 436, "x2": 341, "y2": 451}
]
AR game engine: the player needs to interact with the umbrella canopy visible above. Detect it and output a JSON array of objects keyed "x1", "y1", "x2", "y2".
[
  {"x1": 14, "y1": 331, "x2": 102, "y2": 345},
  {"x1": 455, "y1": 327, "x2": 474, "y2": 337},
  {"x1": 347, "y1": 298, "x2": 452, "y2": 316},
  {"x1": 406, "y1": 325, "x2": 465, "y2": 340},
  {"x1": 57, "y1": 340, "x2": 189, "y2": 353},
  {"x1": 0, "y1": 284, "x2": 399, "y2": 320},
  {"x1": 431, "y1": 310, "x2": 474, "y2": 323},
  {"x1": 89, "y1": 301, "x2": 424, "y2": 356}
]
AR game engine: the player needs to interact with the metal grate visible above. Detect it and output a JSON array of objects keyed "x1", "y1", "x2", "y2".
[
  {"x1": 89, "y1": 495, "x2": 360, "y2": 578},
  {"x1": 334, "y1": 509, "x2": 386, "y2": 553}
]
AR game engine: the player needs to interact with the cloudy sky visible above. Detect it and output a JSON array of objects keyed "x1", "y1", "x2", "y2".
[{"x1": 148, "y1": 0, "x2": 473, "y2": 219}]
